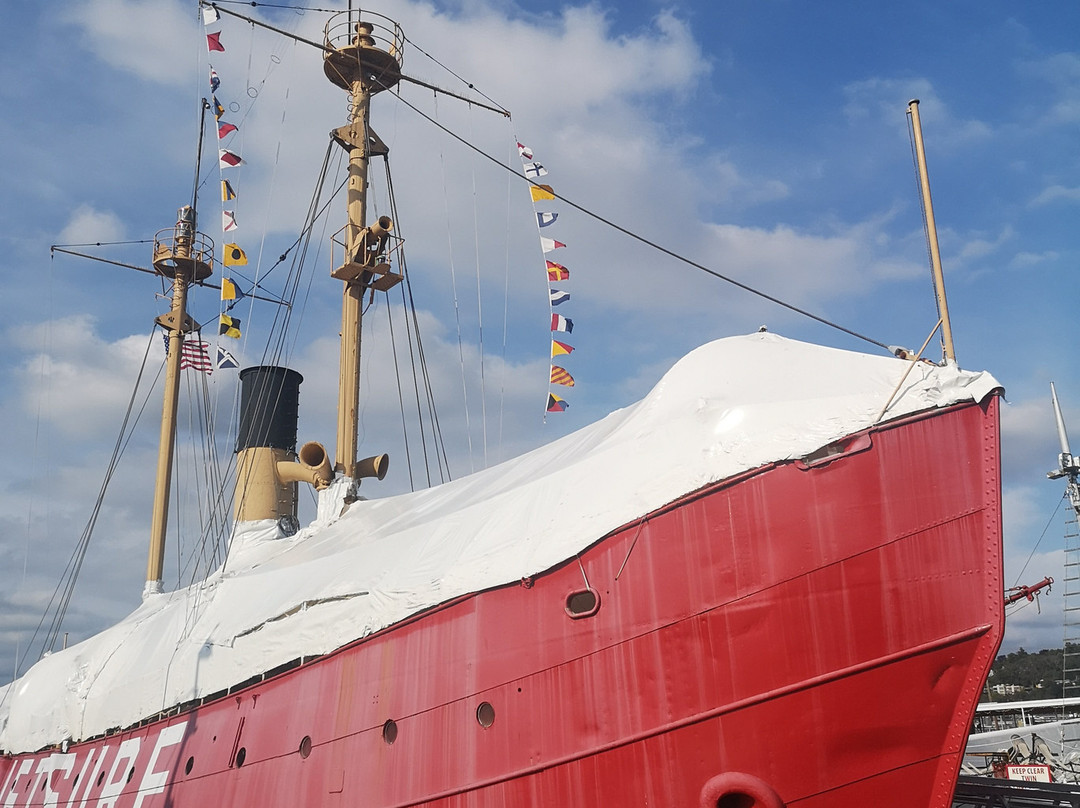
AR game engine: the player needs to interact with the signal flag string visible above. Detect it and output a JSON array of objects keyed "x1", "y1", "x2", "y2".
[
  {"x1": 515, "y1": 139, "x2": 576, "y2": 419},
  {"x1": 203, "y1": 8, "x2": 248, "y2": 371}
]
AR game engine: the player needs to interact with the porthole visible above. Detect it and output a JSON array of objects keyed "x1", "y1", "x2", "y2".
[
  {"x1": 235, "y1": 747, "x2": 247, "y2": 767},
  {"x1": 299, "y1": 736, "x2": 312, "y2": 758},
  {"x1": 184, "y1": 757, "x2": 194, "y2": 775},
  {"x1": 716, "y1": 796, "x2": 754, "y2": 808},
  {"x1": 476, "y1": 701, "x2": 495, "y2": 728},
  {"x1": 382, "y1": 719, "x2": 398, "y2": 745},
  {"x1": 565, "y1": 588, "x2": 600, "y2": 618},
  {"x1": 97, "y1": 771, "x2": 106, "y2": 787},
  {"x1": 126, "y1": 767, "x2": 135, "y2": 783}
]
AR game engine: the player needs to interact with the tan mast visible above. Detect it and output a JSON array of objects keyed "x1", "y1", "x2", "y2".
[
  {"x1": 145, "y1": 207, "x2": 213, "y2": 597},
  {"x1": 907, "y1": 99, "x2": 956, "y2": 364},
  {"x1": 324, "y1": 13, "x2": 403, "y2": 489}
]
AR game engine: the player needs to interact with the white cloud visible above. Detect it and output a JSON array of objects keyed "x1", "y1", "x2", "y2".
[
  {"x1": 67, "y1": 0, "x2": 196, "y2": 86},
  {"x1": 1018, "y1": 52, "x2": 1080, "y2": 126},
  {"x1": 1009, "y1": 250, "x2": 1059, "y2": 269},
  {"x1": 842, "y1": 77, "x2": 992, "y2": 147},
  {"x1": 11, "y1": 315, "x2": 165, "y2": 438},
  {"x1": 58, "y1": 205, "x2": 125, "y2": 245},
  {"x1": 1030, "y1": 184, "x2": 1080, "y2": 207}
]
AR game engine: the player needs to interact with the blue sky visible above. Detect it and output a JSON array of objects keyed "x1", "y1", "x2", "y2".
[{"x1": 1, "y1": 0, "x2": 1078, "y2": 681}]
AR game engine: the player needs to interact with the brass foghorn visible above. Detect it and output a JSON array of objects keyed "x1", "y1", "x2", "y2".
[{"x1": 355, "y1": 453, "x2": 390, "y2": 481}]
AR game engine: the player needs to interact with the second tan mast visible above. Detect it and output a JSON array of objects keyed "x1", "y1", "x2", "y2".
[{"x1": 323, "y1": 13, "x2": 403, "y2": 486}]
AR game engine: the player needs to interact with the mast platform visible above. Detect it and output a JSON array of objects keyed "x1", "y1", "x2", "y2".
[
  {"x1": 322, "y1": 12, "x2": 404, "y2": 92},
  {"x1": 152, "y1": 227, "x2": 214, "y2": 282}
]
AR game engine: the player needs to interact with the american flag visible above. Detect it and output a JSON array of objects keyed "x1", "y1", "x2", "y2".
[{"x1": 163, "y1": 335, "x2": 213, "y2": 373}]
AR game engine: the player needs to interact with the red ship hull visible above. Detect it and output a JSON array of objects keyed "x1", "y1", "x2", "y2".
[{"x1": 0, "y1": 397, "x2": 1003, "y2": 807}]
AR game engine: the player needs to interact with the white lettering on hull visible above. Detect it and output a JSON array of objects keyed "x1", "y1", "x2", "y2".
[{"x1": 1, "y1": 721, "x2": 188, "y2": 808}]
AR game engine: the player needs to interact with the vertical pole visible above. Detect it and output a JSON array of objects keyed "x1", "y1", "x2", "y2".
[
  {"x1": 908, "y1": 99, "x2": 956, "y2": 364},
  {"x1": 335, "y1": 78, "x2": 371, "y2": 480},
  {"x1": 145, "y1": 267, "x2": 189, "y2": 596}
]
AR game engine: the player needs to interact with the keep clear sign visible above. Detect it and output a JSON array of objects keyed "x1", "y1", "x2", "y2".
[{"x1": 1006, "y1": 764, "x2": 1053, "y2": 782}]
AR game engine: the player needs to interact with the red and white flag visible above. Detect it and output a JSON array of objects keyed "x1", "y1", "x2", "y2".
[
  {"x1": 219, "y1": 149, "x2": 243, "y2": 168},
  {"x1": 180, "y1": 340, "x2": 213, "y2": 373}
]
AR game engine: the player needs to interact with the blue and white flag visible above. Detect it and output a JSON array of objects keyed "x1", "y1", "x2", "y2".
[
  {"x1": 523, "y1": 162, "x2": 547, "y2": 179},
  {"x1": 549, "y1": 289, "x2": 570, "y2": 306},
  {"x1": 217, "y1": 347, "x2": 240, "y2": 369},
  {"x1": 537, "y1": 212, "x2": 558, "y2": 228}
]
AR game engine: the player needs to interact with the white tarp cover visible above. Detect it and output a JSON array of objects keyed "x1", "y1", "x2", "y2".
[{"x1": 0, "y1": 333, "x2": 1001, "y2": 752}]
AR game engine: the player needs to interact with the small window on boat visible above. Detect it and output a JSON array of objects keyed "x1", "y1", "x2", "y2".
[
  {"x1": 476, "y1": 702, "x2": 496, "y2": 728},
  {"x1": 382, "y1": 719, "x2": 398, "y2": 745},
  {"x1": 185, "y1": 756, "x2": 194, "y2": 775},
  {"x1": 97, "y1": 771, "x2": 106, "y2": 787},
  {"x1": 299, "y1": 735, "x2": 312, "y2": 758},
  {"x1": 565, "y1": 588, "x2": 600, "y2": 618},
  {"x1": 235, "y1": 747, "x2": 247, "y2": 767}
]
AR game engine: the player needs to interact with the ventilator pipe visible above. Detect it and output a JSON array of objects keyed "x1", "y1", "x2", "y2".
[
  {"x1": 276, "y1": 441, "x2": 334, "y2": 491},
  {"x1": 355, "y1": 453, "x2": 389, "y2": 481}
]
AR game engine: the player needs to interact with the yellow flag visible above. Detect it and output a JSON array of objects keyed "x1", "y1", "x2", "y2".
[
  {"x1": 219, "y1": 314, "x2": 242, "y2": 339},
  {"x1": 223, "y1": 244, "x2": 247, "y2": 266},
  {"x1": 530, "y1": 184, "x2": 555, "y2": 202},
  {"x1": 221, "y1": 277, "x2": 237, "y2": 301}
]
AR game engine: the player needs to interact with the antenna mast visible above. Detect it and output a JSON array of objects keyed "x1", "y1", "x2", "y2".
[
  {"x1": 1049, "y1": 382, "x2": 1080, "y2": 517},
  {"x1": 907, "y1": 99, "x2": 957, "y2": 365}
]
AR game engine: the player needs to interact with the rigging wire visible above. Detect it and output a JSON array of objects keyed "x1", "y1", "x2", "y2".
[
  {"x1": 400, "y1": 32, "x2": 510, "y2": 116},
  {"x1": 384, "y1": 297, "x2": 416, "y2": 489},
  {"x1": 1011, "y1": 493, "x2": 1066, "y2": 588},
  {"x1": 468, "y1": 111, "x2": 489, "y2": 468},
  {"x1": 381, "y1": 79, "x2": 894, "y2": 353},
  {"x1": 50, "y1": 239, "x2": 154, "y2": 248},
  {"x1": 21, "y1": 332, "x2": 162, "y2": 671},
  {"x1": 383, "y1": 163, "x2": 434, "y2": 489},
  {"x1": 498, "y1": 135, "x2": 514, "y2": 461},
  {"x1": 435, "y1": 92, "x2": 476, "y2": 473},
  {"x1": 210, "y1": 1, "x2": 893, "y2": 352},
  {"x1": 383, "y1": 157, "x2": 448, "y2": 486}
]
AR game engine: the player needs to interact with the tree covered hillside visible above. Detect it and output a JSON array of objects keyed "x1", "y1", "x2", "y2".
[{"x1": 982, "y1": 647, "x2": 1067, "y2": 701}]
